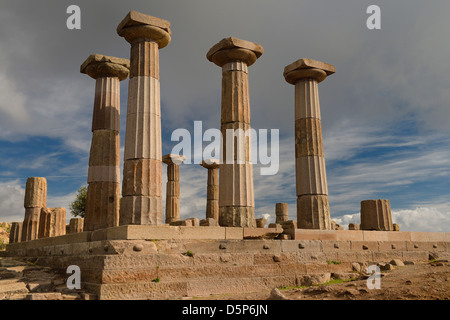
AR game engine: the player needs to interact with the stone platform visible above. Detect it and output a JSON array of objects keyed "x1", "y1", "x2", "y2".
[{"x1": 5, "y1": 225, "x2": 450, "y2": 300}]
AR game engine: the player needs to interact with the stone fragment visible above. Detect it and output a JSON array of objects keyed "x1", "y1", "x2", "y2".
[
  {"x1": 351, "y1": 262, "x2": 361, "y2": 273},
  {"x1": 389, "y1": 259, "x2": 404, "y2": 267},
  {"x1": 200, "y1": 218, "x2": 217, "y2": 227},
  {"x1": 69, "y1": 218, "x2": 84, "y2": 234},
  {"x1": 275, "y1": 203, "x2": 288, "y2": 224},
  {"x1": 267, "y1": 288, "x2": 290, "y2": 300},
  {"x1": 255, "y1": 218, "x2": 266, "y2": 228},
  {"x1": 331, "y1": 220, "x2": 343, "y2": 230},
  {"x1": 393, "y1": 223, "x2": 400, "y2": 231},
  {"x1": 348, "y1": 223, "x2": 360, "y2": 230},
  {"x1": 9, "y1": 222, "x2": 22, "y2": 244},
  {"x1": 360, "y1": 199, "x2": 393, "y2": 231}
]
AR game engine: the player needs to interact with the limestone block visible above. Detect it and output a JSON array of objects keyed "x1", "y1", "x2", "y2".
[
  {"x1": 9, "y1": 222, "x2": 22, "y2": 244},
  {"x1": 69, "y1": 218, "x2": 84, "y2": 234},
  {"x1": 85, "y1": 182, "x2": 120, "y2": 231},
  {"x1": 170, "y1": 220, "x2": 192, "y2": 227},
  {"x1": 297, "y1": 195, "x2": 331, "y2": 230},
  {"x1": 255, "y1": 218, "x2": 267, "y2": 228},
  {"x1": 275, "y1": 203, "x2": 288, "y2": 224},
  {"x1": 38, "y1": 207, "x2": 51, "y2": 238},
  {"x1": 393, "y1": 223, "x2": 400, "y2": 231},
  {"x1": 360, "y1": 199, "x2": 393, "y2": 231},
  {"x1": 122, "y1": 159, "x2": 162, "y2": 197},
  {"x1": 200, "y1": 218, "x2": 217, "y2": 227},
  {"x1": 295, "y1": 156, "x2": 328, "y2": 196},
  {"x1": 48, "y1": 208, "x2": 66, "y2": 237},
  {"x1": 117, "y1": 11, "x2": 171, "y2": 48},
  {"x1": 24, "y1": 177, "x2": 47, "y2": 208},
  {"x1": 80, "y1": 54, "x2": 130, "y2": 81},
  {"x1": 295, "y1": 118, "x2": 324, "y2": 157},
  {"x1": 219, "y1": 206, "x2": 256, "y2": 228},
  {"x1": 119, "y1": 195, "x2": 162, "y2": 226},
  {"x1": 21, "y1": 207, "x2": 41, "y2": 242},
  {"x1": 185, "y1": 218, "x2": 200, "y2": 227}
]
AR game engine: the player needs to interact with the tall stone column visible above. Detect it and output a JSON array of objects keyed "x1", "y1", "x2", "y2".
[
  {"x1": 283, "y1": 59, "x2": 335, "y2": 230},
  {"x1": 275, "y1": 203, "x2": 289, "y2": 224},
  {"x1": 162, "y1": 154, "x2": 186, "y2": 224},
  {"x1": 22, "y1": 177, "x2": 47, "y2": 241},
  {"x1": 81, "y1": 54, "x2": 130, "y2": 231},
  {"x1": 200, "y1": 159, "x2": 220, "y2": 223},
  {"x1": 360, "y1": 199, "x2": 393, "y2": 231},
  {"x1": 207, "y1": 37, "x2": 263, "y2": 227},
  {"x1": 9, "y1": 222, "x2": 23, "y2": 244},
  {"x1": 117, "y1": 11, "x2": 171, "y2": 225}
]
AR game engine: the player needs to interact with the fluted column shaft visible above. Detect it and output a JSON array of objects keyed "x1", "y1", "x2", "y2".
[
  {"x1": 117, "y1": 11, "x2": 171, "y2": 226},
  {"x1": 201, "y1": 160, "x2": 220, "y2": 222},
  {"x1": 22, "y1": 177, "x2": 47, "y2": 242},
  {"x1": 284, "y1": 59, "x2": 335, "y2": 230},
  {"x1": 207, "y1": 37, "x2": 263, "y2": 227},
  {"x1": 361, "y1": 199, "x2": 393, "y2": 231},
  {"x1": 163, "y1": 154, "x2": 186, "y2": 224},
  {"x1": 81, "y1": 54, "x2": 130, "y2": 231}
]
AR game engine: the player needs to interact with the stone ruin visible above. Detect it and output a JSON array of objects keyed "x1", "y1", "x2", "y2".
[{"x1": 5, "y1": 11, "x2": 449, "y2": 300}]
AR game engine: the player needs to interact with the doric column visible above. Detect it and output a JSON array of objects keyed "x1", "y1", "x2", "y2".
[
  {"x1": 283, "y1": 59, "x2": 335, "y2": 230},
  {"x1": 207, "y1": 37, "x2": 263, "y2": 227},
  {"x1": 200, "y1": 159, "x2": 220, "y2": 223},
  {"x1": 81, "y1": 54, "x2": 130, "y2": 231},
  {"x1": 162, "y1": 154, "x2": 186, "y2": 224},
  {"x1": 22, "y1": 177, "x2": 47, "y2": 241},
  {"x1": 360, "y1": 199, "x2": 393, "y2": 231},
  {"x1": 117, "y1": 11, "x2": 171, "y2": 225}
]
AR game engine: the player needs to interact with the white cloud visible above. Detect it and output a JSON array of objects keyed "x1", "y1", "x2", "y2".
[{"x1": 0, "y1": 179, "x2": 25, "y2": 223}]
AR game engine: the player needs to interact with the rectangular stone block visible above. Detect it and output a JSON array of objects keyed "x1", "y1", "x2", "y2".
[
  {"x1": 335, "y1": 230, "x2": 364, "y2": 241},
  {"x1": 122, "y1": 159, "x2": 162, "y2": 197},
  {"x1": 350, "y1": 241, "x2": 379, "y2": 252},
  {"x1": 378, "y1": 241, "x2": 407, "y2": 251},
  {"x1": 362, "y1": 231, "x2": 389, "y2": 241},
  {"x1": 294, "y1": 229, "x2": 336, "y2": 240},
  {"x1": 321, "y1": 240, "x2": 351, "y2": 252},
  {"x1": 225, "y1": 227, "x2": 243, "y2": 240},
  {"x1": 119, "y1": 195, "x2": 163, "y2": 226},
  {"x1": 387, "y1": 231, "x2": 411, "y2": 241},
  {"x1": 243, "y1": 227, "x2": 283, "y2": 239}
]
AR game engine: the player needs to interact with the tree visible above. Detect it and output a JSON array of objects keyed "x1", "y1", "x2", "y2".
[{"x1": 70, "y1": 186, "x2": 87, "y2": 218}]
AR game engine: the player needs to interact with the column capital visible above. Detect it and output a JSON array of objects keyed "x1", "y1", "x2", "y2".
[
  {"x1": 162, "y1": 154, "x2": 186, "y2": 165},
  {"x1": 81, "y1": 54, "x2": 130, "y2": 81},
  {"x1": 207, "y1": 37, "x2": 263, "y2": 67},
  {"x1": 284, "y1": 58, "x2": 335, "y2": 85},
  {"x1": 200, "y1": 159, "x2": 220, "y2": 169},
  {"x1": 117, "y1": 11, "x2": 171, "y2": 48}
]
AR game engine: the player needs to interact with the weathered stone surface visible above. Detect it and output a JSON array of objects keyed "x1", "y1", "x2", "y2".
[
  {"x1": 87, "y1": 131, "x2": 120, "y2": 169},
  {"x1": 201, "y1": 160, "x2": 220, "y2": 222},
  {"x1": 255, "y1": 218, "x2": 267, "y2": 228},
  {"x1": 219, "y1": 206, "x2": 256, "y2": 228},
  {"x1": 295, "y1": 156, "x2": 328, "y2": 196},
  {"x1": 24, "y1": 178, "x2": 47, "y2": 208},
  {"x1": 295, "y1": 118, "x2": 324, "y2": 157},
  {"x1": 297, "y1": 195, "x2": 331, "y2": 230},
  {"x1": 21, "y1": 207, "x2": 41, "y2": 242},
  {"x1": 117, "y1": 11, "x2": 171, "y2": 48},
  {"x1": 275, "y1": 203, "x2": 288, "y2": 224},
  {"x1": 349, "y1": 223, "x2": 360, "y2": 230},
  {"x1": 122, "y1": 159, "x2": 162, "y2": 197},
  {"x1": 85, "y1": 182, "x2": 120, "y2": 231},
  {"x1": 119, "y1": 196, "x2": 162, "y2": 226},
  {"x1": 69, "y1": 218, "x2": 84, "y2": 234},
  {"x1": 360, "y1": 199, "x2": 393, "y2": 231},
  {"x1": 80, "y1": 54, "x2": 130, "y2": 81},
  {"x1": 130, "y1": 41, "x2": 160, "y2": 79},
  {"x1": 9, "y1": 222, "x2": 22, "y2": 244},
  {"x1": 200, "y1": 218, "x2": 217, "y2": 227},
  {"x1": 284, "y1": 58, "x2": 335, "y2": 85},
  {"x1": 207, "y1": 37, "x2": 263, "y2": 67},
  {"x1": 163, "y1": 154, "x2": 186, "y2": 224},
  {"x1": 393, "y1": 223, "x2": 400, "y2": 231}
]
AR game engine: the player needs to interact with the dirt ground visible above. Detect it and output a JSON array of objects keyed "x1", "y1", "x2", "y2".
[{"x1": 196, "y1": 261, "x2": 450, "y2": 300}]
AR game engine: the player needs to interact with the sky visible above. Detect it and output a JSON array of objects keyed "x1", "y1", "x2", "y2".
[{"x1": 0, "y1": 0, "x2": 449, "y2": 232}]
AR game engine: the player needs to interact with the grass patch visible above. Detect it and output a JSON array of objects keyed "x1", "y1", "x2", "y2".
[
  {"x1": 327, "y1": 260, "x2": 342, "y2": 265},
  {"x1": 183, "y1": 250, "x2": 194, "y2": 257},
  {"x1": 152, "y1": 277, "x2": 160, "y2": 283}
]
